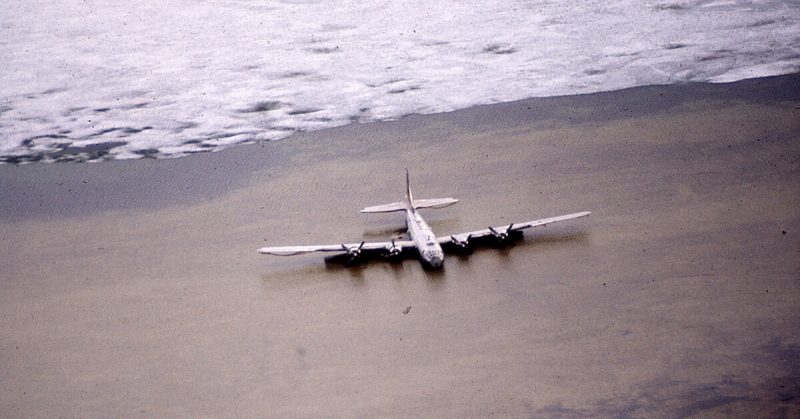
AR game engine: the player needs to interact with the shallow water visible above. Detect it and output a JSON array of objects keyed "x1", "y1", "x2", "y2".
[{"x1": 2, "y1": 0, "x2": 799, "y2": 162}]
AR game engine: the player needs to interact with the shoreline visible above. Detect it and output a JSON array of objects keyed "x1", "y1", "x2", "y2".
[
  {"x1": 3, "y1": 72, "x2": 799, "y2": 222},
  {"x1": 2, "y1": 74, "x2": 799, "y2": 417}
]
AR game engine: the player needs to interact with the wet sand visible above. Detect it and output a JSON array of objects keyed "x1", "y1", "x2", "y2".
[{"x1": 1, "y1": 74, "x2": 799, "y2": 417}]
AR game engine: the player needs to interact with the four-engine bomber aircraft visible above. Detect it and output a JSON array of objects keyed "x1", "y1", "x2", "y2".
[{"x1": 258, "y1": 170, "x2": 590, "y2": 269}]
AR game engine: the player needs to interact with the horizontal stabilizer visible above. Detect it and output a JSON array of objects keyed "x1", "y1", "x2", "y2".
[
  {"x1": 413, "y1": 198, "x2": 458, "y2": 209},
  {"x1": 360, "y1": 202, "x2": 407, "y2": 213},
  {"x1": 361, "y1": 198, "x2": 458, "y2": 213}
]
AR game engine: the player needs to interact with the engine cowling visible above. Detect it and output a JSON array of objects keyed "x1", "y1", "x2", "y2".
[
  {"x1": 386, "y1": 240, "x2": 402, "y2": 257},
  {"x1": 450, "y1": 234, "x2": 473, "y2": 253},
  {"x1": 489, "y1": 224, "x2": 516, "y2": 244},
  {"x1": 488, "y1": 226, "x2": 508, "y2": 241},
  {"x1": 450, "y1": 237, "x2": 467, "y2": 248},
  {"x1": 342, "y1": 241, "x2": 366, "y2": 264}
]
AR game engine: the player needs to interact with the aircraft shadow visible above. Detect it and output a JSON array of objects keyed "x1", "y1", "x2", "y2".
[
  {"x1": 259, "y1": 230, "x2": 588, "y2": 289},
  {"x1": 323, "y1": 252, "x2": 446, "y2": 281}
]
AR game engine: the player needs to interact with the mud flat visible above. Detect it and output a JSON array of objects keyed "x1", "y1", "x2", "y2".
[{"x1": 1, "y1": 74, "x2": 799, "y2": 417}]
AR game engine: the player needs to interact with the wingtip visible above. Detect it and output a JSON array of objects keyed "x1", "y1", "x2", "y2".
[{"x1": 258, "y1": 247, "x2": 280, "y2": 254}]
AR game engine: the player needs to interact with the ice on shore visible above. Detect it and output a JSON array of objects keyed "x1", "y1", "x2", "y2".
[{"x1": 1, "y1": 0, "x2": 799, "y2": 162}]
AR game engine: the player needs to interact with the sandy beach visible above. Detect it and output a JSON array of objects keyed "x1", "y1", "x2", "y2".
[{"x1": 1, "y1": 74, "x2": 799, "y2": 417}]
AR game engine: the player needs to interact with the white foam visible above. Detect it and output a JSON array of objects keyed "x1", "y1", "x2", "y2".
[{"x1": 1, "y1": 0, "x2": 799, "y2": 162}]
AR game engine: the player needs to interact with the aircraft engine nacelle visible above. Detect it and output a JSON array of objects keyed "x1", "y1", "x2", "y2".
[
  {"x1": 488, "y1": 226, "x2": 509, "y2": 242},
  {"x1": 451, "y1": 237, "x2": 469, "y2": 248},
  {"x1": 342, "y1": 241, "x2": 366, "y2": 265},
  {"x1": 385, "y1": 240, "x2": 402, "y2": 258},
  {"x1": 489, "y1": 224, "x2": 521, "y2": 245},
  {"x1": 450, "y1": 234, "x2": 473, "y2": 253}
]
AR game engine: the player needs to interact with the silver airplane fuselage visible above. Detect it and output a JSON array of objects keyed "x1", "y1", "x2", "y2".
[{"x1": 405, "y1": 208, "x2": 444, "y2": 268}]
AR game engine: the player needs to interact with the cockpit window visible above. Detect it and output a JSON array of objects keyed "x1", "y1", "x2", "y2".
[{"x1": 423, "y1": 249, "x2": 442, "y2": 260}]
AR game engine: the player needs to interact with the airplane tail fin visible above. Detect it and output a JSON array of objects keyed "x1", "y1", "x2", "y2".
[
  {"x1": 405, "y1": 168, "x2": 414, "y2": 211},
  {"x1": 360, "y1": 169, "x2": 458, "y2": 213}
]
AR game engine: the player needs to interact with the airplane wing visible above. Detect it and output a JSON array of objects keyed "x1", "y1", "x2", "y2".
[
  {"x1": 439, "y1": 211, "x2": 591, "y2": 244},
  {"x1": 258, "y1": 240, "x2": 416, "y2": 256}
]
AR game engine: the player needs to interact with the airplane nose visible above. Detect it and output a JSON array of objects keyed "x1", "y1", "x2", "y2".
[{"x1": 428, "y1": 256, "x2": 444, "y2": 269}]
